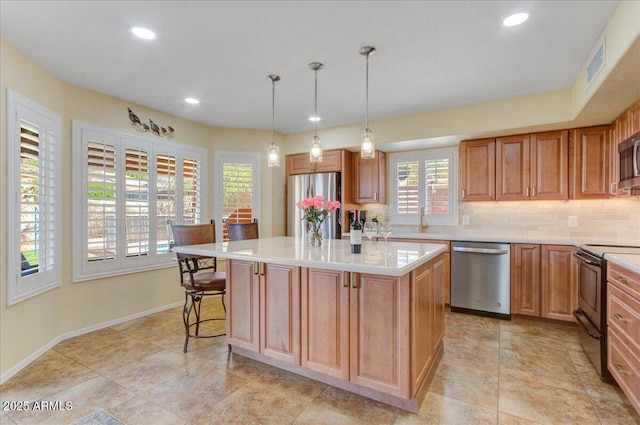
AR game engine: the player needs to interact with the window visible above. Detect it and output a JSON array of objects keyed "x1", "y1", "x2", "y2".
[
  {"x1": 6, "y1": 90, "x2": 62, "y2": 305},
  {"x1": 214, "y1": 152, "x2": 261, "y2": 241},
  {"x1": 72, "y1": 122, "x2": 207, "y2": 281},
  {"x1": 390, "y1": 147, "x2": 458, "y2": 226}
]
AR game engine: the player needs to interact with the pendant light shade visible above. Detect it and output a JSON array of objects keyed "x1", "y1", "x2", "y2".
[
  {"x1": 360, "y1": 46, "x2": 376, "y2": 159},
  {"x1": 267, "y1": 74, "x2": 280, "y2": 167},
  {"x1": 309, "y1": 62, "x2": 324, "y2": 163}
]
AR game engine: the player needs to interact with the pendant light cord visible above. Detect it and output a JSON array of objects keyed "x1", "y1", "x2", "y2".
[
  {"x1": 271, "y1": 79, "x2": 275, "y2": 145},
  {"x1": 365, "y1": 53, "x2": 369, "y2": 129},
  {"x1": 314, "y1": 69, "x2": 318, "y2": 136}
]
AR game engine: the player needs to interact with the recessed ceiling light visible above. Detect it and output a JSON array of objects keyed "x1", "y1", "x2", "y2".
[
  {"x1": 185, "y1": 98, "x2": 200, "y2": 105},
  {"x1": 503, "y1": 12, "x2": 529, "y2": 27},
  {"x1": 309, "y1": 116, "x2": 321, "y2": 122},
  {"x1": 131, "y1": 26, "x2": 156, "y2": 40}
]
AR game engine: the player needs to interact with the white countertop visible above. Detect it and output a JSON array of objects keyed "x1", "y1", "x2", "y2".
[
  {"x1": 172, "y1": 236, "x2": 447, "y2": 277},
  {"x1": 344, "y1": 232, "x2": 638, "y2": 247},
  {"x1": 605, "y1": 253, "x2": 640, "y2": 274}
]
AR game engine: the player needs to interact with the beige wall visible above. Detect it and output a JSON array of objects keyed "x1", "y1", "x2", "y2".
[
  {"x1": 0, "y1": 39, "x2": 283, "y2": 379},
  {"x1": 1, "y1": 1, "x2": 639, "y2": 379}
]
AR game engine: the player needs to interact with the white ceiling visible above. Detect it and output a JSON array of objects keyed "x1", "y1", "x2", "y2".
[{"x1": 0, "y1": 1, "x2": 620, "y2": 135}]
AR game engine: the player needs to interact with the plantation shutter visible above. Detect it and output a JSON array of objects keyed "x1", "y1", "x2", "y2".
[
  {"x1": 222, "y1": 161, "x2": 255, "y2": 241},
  {"x1": 156, "y1": 154, "x2": 176, "y2": 254},
  {"x1": 124, "y1": 148, "x2": 150, "y2": 257},
  {"x1": 182, "y1": 157, "x2": 201, "y2": 224},
  {"x1": 86, "y1": 140, "x2": 117, "y2": 262},
  {"x1": 19, "y1": 121, "x2": 57, "y2": 275},
  {"x1": 396, "y1": 160, "x2": 420, "y2": 216},
  {"x1": 424, "y1": 158, "x2": 450, "y2": 217}
]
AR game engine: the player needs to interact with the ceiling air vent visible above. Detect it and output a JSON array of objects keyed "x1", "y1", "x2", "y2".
[{"x1": 586, "y1": 37, "x2": 605, "y2": 87}]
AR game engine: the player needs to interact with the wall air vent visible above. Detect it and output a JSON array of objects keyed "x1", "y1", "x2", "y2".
[{"x1": 586, "y1": 37, "x2": 605, "y2": 87}]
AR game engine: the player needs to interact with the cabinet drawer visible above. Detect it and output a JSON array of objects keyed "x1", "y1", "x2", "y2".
[
  {"x1": 608, "y1": 283, "x2": 640, "y2": 353},
  {"x1": 608, "y1": 262, "x2": 640, "y2": 299},
  {"x1": 608, "y1": 328, "x2": 640, "y2": 414}
]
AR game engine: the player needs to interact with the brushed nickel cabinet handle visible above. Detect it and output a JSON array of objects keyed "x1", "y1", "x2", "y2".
[
  {"x1": 374, "y1": 192, "x2": 377, "y2": 201},
  {"x1": 614, "y1": 363, "x2": 630, "y2": 375},
  {"x1": 521, "y1": 245, "x2": 537, "y2": 249},
  {"x1": 343, "y1": 272, "x2": 349, "y2": 288},
  {"x1": 260, "y1": 262, "x2": 266, "y2": 276},
  {"x1": 614, "y1": 275, "x2": 629, "y2": 284},
  {"x1": 253, "y1": 262, "x2": 259, "y2": 275},
  {"x1": 614, "y1": 313, "x2": 629, "y2": 322},
  {"x1": 350, "y1": 273, "x2": 358, "y2": 289},
  {"x1": 462, "y1": 189, "x2": 466, "y2": 199},
  {"x1": 525, "y1": 187, "x2": 529, "y2": 197},
  {"x1": 532, "y1": 186, "x2": 536, "y2": 197},
  {"x1": 610, "y1": 182, "x2": 617, "y2": 195}
]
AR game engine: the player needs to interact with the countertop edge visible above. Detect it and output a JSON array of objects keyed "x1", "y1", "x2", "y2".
[
  {"x1": 605, "y1": 253, "x2": 640, "y2": 274},
  {"x1": 173, "y1": 240, "x2": 447, "y2": 277}
]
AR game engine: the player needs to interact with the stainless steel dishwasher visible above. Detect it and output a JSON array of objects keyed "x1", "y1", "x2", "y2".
[{"x1": 451, "y1": 241, "x2": 511, "y2": 319}]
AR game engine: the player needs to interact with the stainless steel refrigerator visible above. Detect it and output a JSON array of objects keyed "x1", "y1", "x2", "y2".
[{"x1": 287, "y1": 172, "x2": 341, "y2": 240}]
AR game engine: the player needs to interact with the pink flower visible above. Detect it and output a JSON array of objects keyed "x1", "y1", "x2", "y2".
[
  {"x1": 313, "y1": 196, "x2": 324, "y2": 210},
  {"x1": 326, "y1": 200, "x2": 341, "y2": 212}
]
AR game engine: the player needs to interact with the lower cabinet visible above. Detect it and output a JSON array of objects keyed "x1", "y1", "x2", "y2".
[
  {"x1": 607, "y1": 262, "x2": 640, "y2": 415},
  {"x1": 229, "y1": 254, "x2": 445, "y2": 401},
  {"x1": 511, "y1": 244, "x2": 577, "y2": 322},
  {"x1": 226, "y1": 259, "x2": 300, "y2": 363}
]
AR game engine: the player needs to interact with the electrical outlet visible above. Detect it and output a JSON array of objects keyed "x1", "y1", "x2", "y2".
[
  {"x1": 462, "y1": 215, "x2": 470, "y2": 225},
  {"x1": 568, "y1": 216, "x2": 578, "y2": 227}
]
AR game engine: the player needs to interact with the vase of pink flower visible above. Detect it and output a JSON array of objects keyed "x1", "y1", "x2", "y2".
[{"x1": 295, "y1": 195, "x2": 341, "y2": 247}]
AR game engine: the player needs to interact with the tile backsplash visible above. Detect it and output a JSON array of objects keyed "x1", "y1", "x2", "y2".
[{"x1": 363, "y1": 199, "x2": 640, "y2": 244}]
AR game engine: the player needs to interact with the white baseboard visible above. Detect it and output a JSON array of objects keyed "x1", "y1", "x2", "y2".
[{"x1": 0, "y1": 301, "x2": 183, "y2": 385}]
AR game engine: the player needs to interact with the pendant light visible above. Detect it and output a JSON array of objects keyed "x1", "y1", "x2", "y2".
[
  {"x1": 267, "y1": 74, "x2": 280, "y2": 167},
  {"x1": 360, "y1": 46, "x2": 376, "y2": 159},
  {"x1": 309, "y1": 62, "x2": 324, "y2": 163}
]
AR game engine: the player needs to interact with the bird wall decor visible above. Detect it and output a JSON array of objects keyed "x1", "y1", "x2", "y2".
[{"x1": 128, "y1": 108, "x2": 175, "y2": 138}]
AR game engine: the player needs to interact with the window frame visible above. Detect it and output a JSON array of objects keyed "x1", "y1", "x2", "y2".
[
  {"x1": 6, "y1": 89, "x2": 63, "y2": 305},
  {"x1": 389, "y1": 147, "x2": 458, "y2": 226},
  {"x1": 72, "y1": 121, "x2": 207, "y2": 282},
  {"x1": 213, "y1": 151, "x2": 261, "y2": 241}
]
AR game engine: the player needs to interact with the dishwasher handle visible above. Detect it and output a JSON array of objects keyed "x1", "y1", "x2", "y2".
[{"x1": 453, "y1": 246, "x2": 509, "y2": 255}]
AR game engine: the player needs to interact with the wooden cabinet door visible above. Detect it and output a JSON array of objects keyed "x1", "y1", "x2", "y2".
[
  {"x1": 511, "y1": 244, "x2": 541, "y2": 316},
  {"x1": 226, "y1": 259, "x2": 260, "y2": 351},
  {"x1": 353, "y1": 151, "x2": 387, "y2": 204},
  {"x1": 260, "y1": 263, "x2": 301, "y2": 364},
  {"x1": 286, "y1": 149, "x2": 342, "y2": 175},
  {"x1": 570, "y1": 126, "x2": 610, "y2": 199},
  {"x1": 459, "y1": 139, "x2": 495, "y2": 201},
  {"x1": 629, "y1": 100, "x2": 640, "y2": 135},
  {"x1": 350, "y1": 272, "x2": 410, "y2": 398},
  {"x1": 301, "y1": 268, "x2": 350, "y2": 380},
  {"x1": 616, "y1": 110, "x2": 631, "y2": 142},
  {"x1": 411, "y1": 262, "x2": 434, "y2": 392},
  {"x1": 496, "y1": 134, "x2": 530, "y2": 200},
  {"x1": 541, "y1": 245, "x2": 577, "y2": 322},
  {"x1": 530, "y1": 130, "x2": 568, "y2": 200}
]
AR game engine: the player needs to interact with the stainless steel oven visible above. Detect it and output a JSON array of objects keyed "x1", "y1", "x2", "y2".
[
  {"x1": 573, "y1": 244, "x2": 640, "y2": 383},
  {"x1": 573, "y1": 248, "x2": 611, "y2": 382}
]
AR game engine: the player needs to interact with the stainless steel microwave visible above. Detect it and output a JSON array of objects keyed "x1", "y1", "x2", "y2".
[{"x1": 619, "y1": 131, "x2": 640, "y2": 189}]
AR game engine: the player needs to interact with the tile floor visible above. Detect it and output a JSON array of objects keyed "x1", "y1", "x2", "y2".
[{"x1": 1, "y1": 300, "x2": 639, "y2": 425}]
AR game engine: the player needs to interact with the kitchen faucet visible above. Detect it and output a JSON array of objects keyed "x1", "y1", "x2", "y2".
[{"x1": 419, "y1": 205, "x2": 429, "y2": 233}]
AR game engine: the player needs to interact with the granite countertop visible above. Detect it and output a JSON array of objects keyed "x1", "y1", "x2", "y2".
[
  {"x1": 172, "y1": 236, "x2": 447, "y2": 277},
  {"x1": 605, "y1": 253, "x2": 640, "y2": 274}
]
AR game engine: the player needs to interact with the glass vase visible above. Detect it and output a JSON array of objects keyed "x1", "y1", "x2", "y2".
[{"x1": 308, "y1": 222, "x2": 323, "y2": 247}]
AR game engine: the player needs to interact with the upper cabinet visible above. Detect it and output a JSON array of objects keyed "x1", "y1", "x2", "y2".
[
  {"x1": 461, "y1": 131, "x2": 568, "y2": 202},
  {"x1": 353, "y1": 151, "x2": 387, "y2": 204},
  {"x1": 459, "y1": 138, "x2": 496, "y2": 201},
  {"x1": 630, "y1": 101, "x2": 640, "y2": 135},
  {"x1": 286, "y1": 149, "x2": 343, "y2": 175},
  {"x1": 569, "y1": 126, "x2": 610, "y2": 199},
  {"x1": 496, "y1": 131, "x2": 568, "y2": 201}
]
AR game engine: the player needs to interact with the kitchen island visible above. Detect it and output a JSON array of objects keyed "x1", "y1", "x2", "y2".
[{"x1": 173, "y1": 236, "x2": 447, "y2": 412}]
